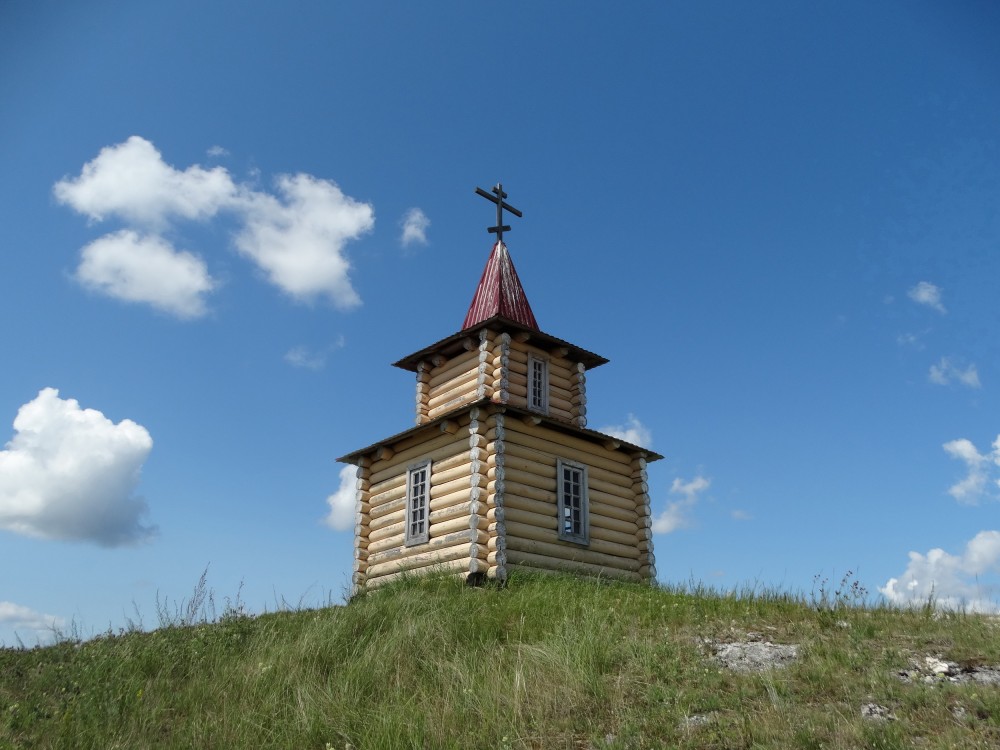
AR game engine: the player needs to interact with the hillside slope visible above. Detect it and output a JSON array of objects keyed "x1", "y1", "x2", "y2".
[{"x1": 2, "y1": 573, "x2": 999, "y2": 749}]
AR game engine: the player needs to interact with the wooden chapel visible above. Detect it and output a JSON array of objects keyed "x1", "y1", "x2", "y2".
[{"x1": 337, "y1": 184, "x2": 661, "y2": 590}]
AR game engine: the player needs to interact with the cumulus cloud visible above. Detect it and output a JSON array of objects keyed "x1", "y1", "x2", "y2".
[
  {"x1": 943, "y1": 435, "x2": 1000, "y2": 504},
  {"x1": 54, "y1": 136, "x2": 238, "y2": 227},
  {"x1": 0, "y1": 388, "x2": 156, "y2": 546},
  {"x1": 907, "y1": 281, "x2": 946, "y2": 314},
  {"x1": 324, "y1": 464, "x2": 357, "y2": 531},
  {"x1": 652, "y1": 475, "x2": 710, "y2": 534},
  {"x1": 928, "y1": 357, "x2": 980, "y2": 388},
  {"x1": 234, "y1": 174, "x2": 372, "y2": 307},
  {"x1": 0, "y1": 601, "x2": 65, "y2": 635},
  {"x1": 400, "y1": 208, "x2": 430, "y2": 248},
  {"x1": 880, "y1": 530, "x2": 1000, "y2": 612},
  {"x1": 206, "y1": 145, "x2": 229, "y2": 158},
  {"x1": 75, "y1": 230, "x2": 216, "y2": 319},
  {"x1": 55, "y1": 136, "x2": 374, "y2": 316},
  {"x1": 600, "y1": 414, "x2": 652, "y2": 447}
]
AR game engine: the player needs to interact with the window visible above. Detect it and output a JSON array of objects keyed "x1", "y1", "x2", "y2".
[
  {"x1": 556, "y1": 458, "x2": 589, "y2": 544},
  {"x1": 404, "y1": 460, "x2": 431, "y2": 546},
  {"x1": 527, "y1": 353, "x2": 548, "y2": 414}
]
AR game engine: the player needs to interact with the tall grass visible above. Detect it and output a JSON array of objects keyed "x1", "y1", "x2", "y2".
[{"x1": 2, "y1": 572, "x2": 999, "y2": 749}]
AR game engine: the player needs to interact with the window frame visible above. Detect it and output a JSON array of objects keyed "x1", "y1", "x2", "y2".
[
  {"x1": 404, "y1": 459, "x2": 431, "y2": 546},
  {"x1": 556, "y1": 458, "x2": 589, "y2": 545},
  {"x1": 527, "y1": 353, "x2": 549, "y2": 415}
]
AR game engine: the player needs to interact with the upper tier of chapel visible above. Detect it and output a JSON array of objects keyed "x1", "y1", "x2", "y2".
[{"x1": 394, "y1": 239, "x2": 608, "y2": 429}]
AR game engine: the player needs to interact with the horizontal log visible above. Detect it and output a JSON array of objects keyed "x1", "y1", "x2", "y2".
[
  {"x1": 428, "y1": 367, "x2": 480, "y2": 401},
  {"x1": 590, "y1": 511, "x2": 638, "y2": 536},
  {"x1": 369, "y1": 434, "x2": 467, "y2": 485},
  {"x1": 505, "y1": 535, "x2": 640, "y2": 571},
  {"x1": 428, "y1": 349, "x2": 480, "y2": 386},
  {"x1": 639, "y1": 564, "x2": 656, "y2": 579},
  {"x1": 366, "y1": 556, "x2": 486, "y2": 587},
  {"x1": 495, "y1": 422, "x2": 631, "y2": 470},
  {"x1": 588, "y1": 498, "x2": 638, "y2": 524},
  {"x1": 369, "y1": 487, "x2": 406, "y2": 517},
  {"x1": 370, "y1": 508, "x2": 404, "y2": 533},
  {"x1": 387, "y1": 413, "x2": 472, "y2": 456},
  {"x1": 365, "y1": 541, "x2": 487, "y2": 579},
  {"x1": 431, "y1": 461, "x2": 475, "y2": 486},
  {"x1": 506, "y1": 344, "x2": 575, "y2": 372},
  {"x1": 367, "y1": 529, "x2": 482, "y2": 567},
  {"x1": 429, "y1": 486, "x2": 476, "y2": 511},
  {"x1": 589, "y1": 486, "x2": 639, "y2": 512},
  {"x1": 492, "y1": 443, "x2": 635, "y2": 489},
  {"x1": 427, "y1": 397, "x2": 479, "y2": 421},
  {"x1": 590, "y1": 523, "x2": 640, "y2": 547},
  {"x1": 369, "y1": 519, "x2": 404, "y2": 543},
  {"x1": 431, "y1": 472, "x2": 487, "y2": 500},
  {"x1": 504, "y1": 505, "x2": 556, "y2": 531},
  {"x1": 367, "y1": 532, "x2": 404, "y2": 555},
  {"x1": 497, "y1": 479, "x2": 554, "y2": 505},
  {"x1": 503, "y1": 492, "x2": 556, "y2": 518},
  {"x1": 504, "y1": 551, "x2": 641, "y2": 582},
  {"x1": 547, "y1": 394, "x2": 575, "y2": 414},
  {"x1": 429, "y1": 514, "x2": 488, "y2": 537},
  {"x1": 504, "y1": 520, "x2": 640, "y2": 561},
  {"x1": 588, "y1": 475, "x2": 636, "y2": 502},
  {"x1": 430, "y1": 500, "x2": 476, "y2": 525},
  {"x1": 428, "y1": 378, "x2": 478, "y2": 410}
]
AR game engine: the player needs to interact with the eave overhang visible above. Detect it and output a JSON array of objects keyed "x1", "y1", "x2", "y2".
[
  {"x1": 336, "y1": 399, "x2": 662, "y2": 466},
  {"x1": 391, "y1": 315, "x2": 610, "y2": 373}
]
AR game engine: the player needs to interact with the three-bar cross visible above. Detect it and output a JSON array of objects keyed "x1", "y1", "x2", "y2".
[{"x1": 475, "y1": 182, "x2": 522, "y2": 243}]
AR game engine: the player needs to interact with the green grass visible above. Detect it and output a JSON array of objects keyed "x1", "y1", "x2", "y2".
[{"x1": 3, "y1": 572, "x2": 1000, "y2": 749}]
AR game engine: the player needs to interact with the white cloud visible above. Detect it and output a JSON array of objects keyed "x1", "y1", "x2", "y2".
[
  {"x1": 943, "y1": 435, "x2": 1000, "y2": 504},
  {"x1": 324, "y1": 464, "x2": 357, "y2": 531},
  {"x1": 285, "y1": 346, "x2": 326, "y2": 370},
  {"x1": 53, "y1": 136, "x2": 238, "y2": 228},
  {"x1": 600, "y1": 414, "x2": 652, "y2": 447},
  {"x1": 928, "y1": 357, "x2": 980, "y2": 388},
  {"x1": 907, "y1": 281, "x2": 946, "y2": 314},
  {"x1": 400, "y1": 207, "x2": 430, "y2": 247},
  {"x1": 284, "y1": 336, "x2": 345, "y2": 371},
  {"x1": 652, "y1": 475, "x2": 710, "y2": 534},
  {"x1": 0, "y1": 388, "x2": 156, "y2": 546},
  {"x1": 880, "y1": 530, "x2": 1000, "y2": 612},
  {"x1": 234, "y1": 174, "x2": 373, "y2": 307},
  {"x1": 206, "y1": 145, "x2": 229, "y2": 158},
  {"x1": 56, "y1": 136, "x2": 374, "y2": 315},
  {"x1": 0, "y1": 601, "x2": 65, "y2": 634},
  {"x1": 75, "y1": 230, "x2": 216, "y2": 319}
]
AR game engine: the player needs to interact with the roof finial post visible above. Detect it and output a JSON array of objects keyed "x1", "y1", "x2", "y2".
[{"x1": 475, "y1": 182, "x2": 522, "y2": 244}]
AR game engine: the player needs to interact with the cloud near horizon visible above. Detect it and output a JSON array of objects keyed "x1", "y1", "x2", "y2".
[
  {"x1": 880, "y1": 530, "x2": 1000, "y2": 613},
  {"x1": 600, "y1": 414, "x2": 652, "y2": 447},
  {"x1": 323, "y1": 464, "x2": 357, "y2": 531},
  {"x1": 652, "y1": 475, "x2": 710, "y2": 534},
  {"x1": 0, "y1": 388, "x2": 156, "y2": 546},
  {"x1": 943, "y1": 435, "x2": 1000, "y2": 504},
  {"x1": 54, "y1": 136, "x2": 373, "y2": 317},
  {"x1": 0, "y1": 601, "x2": 65, "y2": 637}
]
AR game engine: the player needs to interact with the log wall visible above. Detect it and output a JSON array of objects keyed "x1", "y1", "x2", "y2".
[
  {"x1": 484, "y1": 413, "x2": 648, "y2": 581},
  {"x1": 358, "y1": 409, "x2": 494, "y2": 588},
  {"x1": 492, "y1": 339, "x2": 588, "y2": 427},
  {"x1": 416, "y1": 332, "x2": 498, "y2": 423}
]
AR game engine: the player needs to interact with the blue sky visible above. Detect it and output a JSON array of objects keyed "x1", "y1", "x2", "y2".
[{"x1": 2, "y1": 0, "x2": 1000, "y2": 644}]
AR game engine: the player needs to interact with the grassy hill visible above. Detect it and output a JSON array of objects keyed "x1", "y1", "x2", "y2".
[{"x1": 2, "y1": 572, "x2": 999, "y2": 749}]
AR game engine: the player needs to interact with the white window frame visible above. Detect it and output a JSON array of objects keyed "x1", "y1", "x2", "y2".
[
  {"x1": 404, "y1": 459, "x2": 431, "y2": 546},
  {"x1": 527, "y1": 353, "x2": 549, "y2": 415},
  {"x1": 556, "y1": 458, "x2": 589, "y2": 545}
]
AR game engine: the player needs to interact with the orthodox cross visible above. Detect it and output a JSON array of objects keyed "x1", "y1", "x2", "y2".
[{"x1": 475, "y1": 182, "x2": 522, "y2": 243}]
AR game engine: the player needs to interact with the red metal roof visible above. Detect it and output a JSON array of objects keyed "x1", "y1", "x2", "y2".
[{"x1": 462, "y1": 240, "x2": 539, "y2": 331}]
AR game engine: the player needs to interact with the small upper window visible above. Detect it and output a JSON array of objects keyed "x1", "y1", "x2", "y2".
[
  {"x1": 556, "y1": 458, "x2": 589, "y2": 545},
  {"x1": 527, "y1": 353, "x2": 549, "y2": 414},
  {"x1": 404, "y1": 460, "x2": 431, "y2": 546}
]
